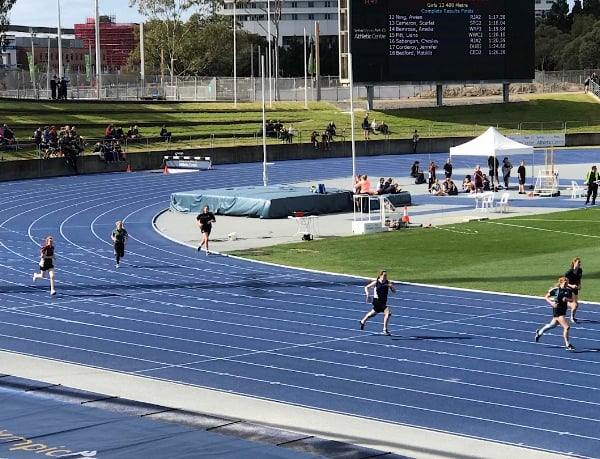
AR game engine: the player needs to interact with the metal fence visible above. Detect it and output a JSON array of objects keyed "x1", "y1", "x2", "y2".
[{"x1": 0, "y1": 69, "x2": 592, "y2": 102}]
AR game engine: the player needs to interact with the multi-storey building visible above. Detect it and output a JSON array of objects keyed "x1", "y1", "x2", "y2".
[
  {"x1": 535, "y1": 0, "x2": 556, "y2": 17},
  {"x1": 218, "y1": 0, "x2": 339, "y2": 46}
]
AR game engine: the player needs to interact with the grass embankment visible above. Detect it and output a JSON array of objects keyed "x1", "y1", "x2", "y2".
[{"x1": 2, "y1": 92, "x2": 600, "y2": 160}]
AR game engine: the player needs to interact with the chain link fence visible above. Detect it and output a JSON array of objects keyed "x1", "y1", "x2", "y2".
[{"x1": 0, "y1": 69, "x2": 593, "y2": 102}]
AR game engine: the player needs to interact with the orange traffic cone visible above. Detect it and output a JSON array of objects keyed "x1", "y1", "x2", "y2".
[
  {"x1": 163, "y1": 165, "x2": 169, "y2": 174},
  {"x1": 402, "y1": 205, "x2": 410, "y2": 223},
  {"x1": 126, "y1": 163, "x2": 131, "y2": 173}
]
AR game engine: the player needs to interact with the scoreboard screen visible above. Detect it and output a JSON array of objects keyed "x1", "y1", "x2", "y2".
[{"x1": 350, "y1": 0, "x2": 534, "y2": 83}]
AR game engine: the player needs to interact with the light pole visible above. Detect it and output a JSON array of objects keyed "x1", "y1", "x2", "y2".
[
  {"x1": 30, "y1": 29, "x2": 37, "y2": 99},
  {"x1": 170, "y1": 57, "x2": 177, "y2": 85},
  {"x1": 233, "y1": 0, "x2": 237, "y2": 107}
]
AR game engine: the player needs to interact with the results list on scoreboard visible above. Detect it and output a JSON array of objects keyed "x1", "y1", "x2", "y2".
[{"x1": 348, "y1": 2, "x2": 504, "y2": 59}]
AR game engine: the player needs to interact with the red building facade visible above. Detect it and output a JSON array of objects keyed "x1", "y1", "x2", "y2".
[{"x1": 74, "y1": 16, "x2": 137, "y2": 72}]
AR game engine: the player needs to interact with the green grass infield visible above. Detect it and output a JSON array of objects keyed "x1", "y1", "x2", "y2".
[{"x1": 226, "y1": 208, "x2": 600, "y2": 302}]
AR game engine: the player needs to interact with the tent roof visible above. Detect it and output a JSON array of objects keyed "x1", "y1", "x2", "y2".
[{"x1": 449, "y1": 127, "x2": 533, "y2": 158}]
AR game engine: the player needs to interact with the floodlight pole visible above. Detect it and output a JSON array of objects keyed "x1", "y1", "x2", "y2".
[
  {"x1": 95, "y1": 0, "x2": 101, "y2": 99},
  {"x1": 57, "y1": 0, "x2": 63, "y2": 78},
  {"x1": 349, "y1": 53, "x2": 356, "y2": 181},
  {"x1": 303, "y1": 28, "x2": 308, "y2": 109},
  {"x1": 261, "y1": 55, "x2": 268, "y2": 187},
  {"x1": 233, "y1": 0, "x2": 237, "y2": 107}
]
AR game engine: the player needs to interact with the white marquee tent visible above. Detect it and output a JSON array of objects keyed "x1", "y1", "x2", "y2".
[{"x1": 449, "y1": 126, "x2": 533, "y2": 159}]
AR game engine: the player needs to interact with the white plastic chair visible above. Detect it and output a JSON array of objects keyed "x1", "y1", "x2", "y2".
[
  {"x1": 495, "y1": 192, "x2": 510, "y2": 213},
  {"x1": 570, "y1": 181, "x2": 585, "y2": 199},
  {"x1": 480, "y1": 193, "x2": 494, "y2": 212}
]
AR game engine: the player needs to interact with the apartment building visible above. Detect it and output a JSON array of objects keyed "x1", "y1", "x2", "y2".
[{"x1": 218, "y1": 0, "x2": 339, "y2": 46}]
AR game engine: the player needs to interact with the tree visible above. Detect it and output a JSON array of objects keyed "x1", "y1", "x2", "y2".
[
  {"x1": 546, "y1": 0, "x2": 571, "y2": 32},
  {"x1": 129, "y1": 0, "x2": 217, "y2": 81},
  {"x1": 583, "y1": 0, "x2": 600, "y2": 17},
  {"x1": 535, "y1": 23, "x2": 565, "y2": 70},
  {"x1": 0, "y1": 0, "x2": 17, "y2": 49}
]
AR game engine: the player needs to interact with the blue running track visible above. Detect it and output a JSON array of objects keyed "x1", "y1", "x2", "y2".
[{"x1": 0, "y1": 151, "x2": 599, "y2": 458}]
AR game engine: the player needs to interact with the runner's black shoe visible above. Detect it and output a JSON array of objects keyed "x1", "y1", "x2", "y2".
[
  {"x1": 535, "y1": 329, "x2": 541, "y2": 343},
  {"x1": 565, "y1": 344, "x2": 575, "y2": 351},
  {"x1": 359, "y1": 321, "x2": 364, "y2": 331}
]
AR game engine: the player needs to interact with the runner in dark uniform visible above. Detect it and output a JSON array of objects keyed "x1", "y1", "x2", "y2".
[
  {"x1": 535, "y1": 277, "x2": 575, "y2": 350},
  {"x1": 360, "y1": 270, "x2": 396, "y2": 336},
  {"x1": 196, "y1": 205, "x2": 216, "y2": 255},
  {"x1": 32, "y1": 235, "x2": 57, "y2": 295},
  {"x1": 111, "y1": 220, "x2": 129, "y2": 268},
  {"x1": 564, "y1": 257, "x2": 583, "y2": 323}
]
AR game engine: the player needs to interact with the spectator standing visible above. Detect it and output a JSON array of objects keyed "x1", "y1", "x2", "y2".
[
  {"x1": 443, "y1": 157, "x2": 453, "y2": 179},
  {"x1": 535, "y1": 277, "x2": 575, "y2": 351},
  {"x1": 517, "y1": 160, "x2": 527, "y2": 194},
  {"x1": 501, "y1": 156, "x2": 513, "y2": 189},
  {"x1": 487, "y1": 155, "x2": 500, "y2": 188},
  {"x1": 111, "y1": 220, "x2": 129, "y2": 268},
  {"x1": 362, "y1": 113, "x2": 370, "y2": 140},
  {"x1": 427, "y1": 160, "x2": 437, "y2": 191},
  {"x1": 32, "y1": 235, "x2": 57, "y2": 296},
  {"x1": 473, "y1": 164, "x2": 484, "y2": 192},
  {"x1": 564, "y1": 257, "x2": 583, "y2": 323},
  {"x1": 584, "y1": 165, "x2": 600, "y2": 205},
  {"x1": 196, "y1": 205, "x2": 216, "y2": 255},
  {"x1": 59, "y1": 77, "x2": 67, "y2": 99},
  {"x1": 50, "y1": 75, "x2": 57, "y2": 99},
  {"x1": 412, "y1": 130, "x2": 419, "y2": 152},
  {"x1": 360, "y1": 270, "x2": 396, "y2": 336},
  {"x1": 287, "y1": 124, "x2": 294, "y2": 143}
]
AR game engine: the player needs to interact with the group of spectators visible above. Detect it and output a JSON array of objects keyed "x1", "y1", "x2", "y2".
[
  {"x1": 93, "y1": 140, "x2": 126, "y2": 163},
  {"x1": 50, "y1": 75, "x2": 68, "y2": 100},
  {"x1": 361, "y1": 113, "x2": 389, "y2": 140},
  {"x1": 0, "y1": 124, "x2": 17, "y2": 146},
  {"x1": 309, "y1": 121, "x2": 337, "y2": 150},
  {"x1": 32, "y1": 125, "x2": 86, "y2": 164},
  {"x1": 105, "y1": 124, "x2": 143, "y2": 142},
  {"x1": 353, "y1": 174, "x2": 402, "y2": 195}
]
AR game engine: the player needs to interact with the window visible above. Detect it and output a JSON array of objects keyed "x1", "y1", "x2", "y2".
[
  {"x1": 292, "y1": 13, "x2": 298, "y2": 20},
  {"x1": 308, "y1": 13, "x2": 314, "y2": 19},
  {"x1": 308, "y1": 1, "x2": 314, "y2": 7}
]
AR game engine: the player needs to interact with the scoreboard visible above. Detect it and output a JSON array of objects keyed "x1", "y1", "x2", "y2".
[{"x1": 350, "y1": 0, "x2": 534, "y2": 83}]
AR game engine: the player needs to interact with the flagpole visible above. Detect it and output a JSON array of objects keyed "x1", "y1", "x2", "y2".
[
  {"x1": 267, "y1": 0, "x2": 272, "y2": 108},
  {"x1": 349, "y1": 52, "x2": 356, "y2": 182},
  {"x1": 233, "y1": 0, "x2": 237, "y2": 107},
  {"x1": 303, "y1": 27, "x2": 307, "y2": 109},
  {"x1": 261, "y1": 55, "x2": 268, "y2": 186},
  {"x1": 57, "y1": 0, "x2": 62, "y2": 78},
  {"x1": 95, "y1": 0, "x2": 101, "y2": 99}
]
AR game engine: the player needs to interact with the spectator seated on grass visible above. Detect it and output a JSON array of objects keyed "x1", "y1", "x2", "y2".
[
  {"x1": 1, "y1": 123, "x2": 17, "y2": 146},
  {"x1": 32, "y1": 127, "x2": 43, "y2": 146},
  {"x1": 105, "y1": 123, "x2": 116, "y2": 140},
  {"x1": 126, "y1": 125, "x2": 141, "y2": 140},
  {"x1": 114, "y1": 126, "x2": 124, "y2": 141},
  {"x1": 159, "y1": 125, "x2": 172, "y2": 142},
  {"x1": 321, "y1": 131, "x2": 331, "y2": 150},
  {"x1": 377, "y1": 120, "x2": 389, "y2": 135},
  {"x1": 310, "y1": 131, "x2": 320, "y2": 150},
  {"x1": 326, "y1": 121, "x2": 337, "y2": 138}
]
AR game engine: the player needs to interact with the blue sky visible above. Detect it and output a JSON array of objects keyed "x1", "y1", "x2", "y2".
[
  {"x1": 10, "y1": 1, "x2": 578, "y2": 29},
  {"x1": 10, "y1": 0, "x2": 147, "y2": 28}
]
